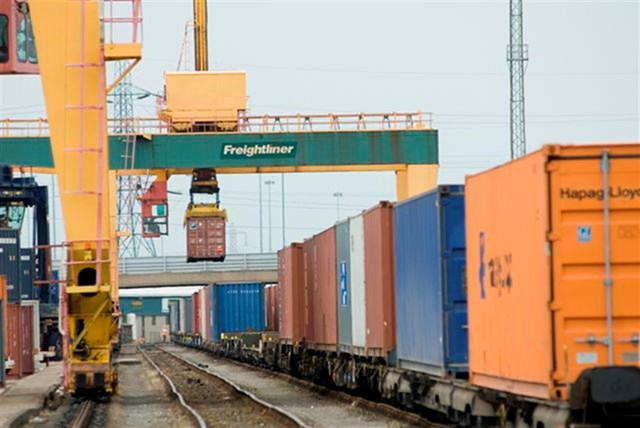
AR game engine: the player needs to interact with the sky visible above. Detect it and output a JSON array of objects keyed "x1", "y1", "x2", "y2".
[{"x1": 1, "y1": 1, "x2": 638, "y2": 271}]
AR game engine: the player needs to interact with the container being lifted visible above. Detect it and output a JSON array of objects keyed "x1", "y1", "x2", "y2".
[{"x1": 185, "y1": 168, "x2": 227, "y2": 263}]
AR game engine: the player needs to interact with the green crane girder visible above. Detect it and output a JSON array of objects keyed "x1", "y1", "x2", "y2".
[{"x1": 0, "y1": 130, "x2": 438, "y2": 171}]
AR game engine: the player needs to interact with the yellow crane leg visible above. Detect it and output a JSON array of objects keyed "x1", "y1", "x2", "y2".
[
  {"x1": 29, "y1": 0, "x2": 116, "y2": 394},
  {"x1": 395, "y1": 165, "x2": 439, "y2": 201}
]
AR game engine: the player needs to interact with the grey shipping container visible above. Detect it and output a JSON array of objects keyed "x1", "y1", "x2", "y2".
[
  {"x1": 0, "y1": 229, "x2": 20, "y2": 302},
  {"x1": 135, "y1": 315, "x2": 169, "y2": 343},
  {"x1": 336, "y1": 220, "x2": 352, "y2": 350},
  {"x1": 20, "y1": 249, "x2": 35, "y2": 301}
]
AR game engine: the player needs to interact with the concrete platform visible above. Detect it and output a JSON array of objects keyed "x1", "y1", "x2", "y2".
[{"x1": 0, "y1": 362, "x2": 63, "y2": 427}]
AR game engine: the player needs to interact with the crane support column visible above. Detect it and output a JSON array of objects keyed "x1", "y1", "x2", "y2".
[
  {"x1": 29, "y1": 0, "x2": 116, "y2": 394},
  {"x1": 395, "y1": 165, "x2": 439, "y2": 201}
]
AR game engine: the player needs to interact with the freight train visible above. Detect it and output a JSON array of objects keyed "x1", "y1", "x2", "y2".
[{"x1": 173, "y1": 143, "x2": 640, "y2": 427}]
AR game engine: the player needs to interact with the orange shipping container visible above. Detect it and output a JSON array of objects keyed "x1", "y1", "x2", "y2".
[{"x1": 466, "y1": 143, "x2": 640, "y2": 401}]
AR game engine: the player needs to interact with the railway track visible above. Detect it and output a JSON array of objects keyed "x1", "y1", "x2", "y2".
[
  {"x1": 68, "y1": 400, "x2": 95, "y2": 428},
  {"x1": 139, "y1": 345, "x2": 304, "y2": 428},
  {"x1": 162, "y1": 344, "x2": 447, "y2": 428}
]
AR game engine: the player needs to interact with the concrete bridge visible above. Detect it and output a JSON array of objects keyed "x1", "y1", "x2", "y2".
[{"x1": 54, "y1": 254, "x2": 278, "y2": 288}]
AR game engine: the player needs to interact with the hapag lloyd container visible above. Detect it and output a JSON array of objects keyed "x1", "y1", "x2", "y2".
[
  {"x1": 466, "y1": 144, "x2": 640, "y2": 401},
  {"x1": 394, "y1": 185, "x2": 468, "y2": 376},
  {"x1": 278, "y1": 244, "x2": 305, "y2": 344},
  {"x1": 335, "y1": 220, "x2": 352, "y2": 350},
  {"x1": 363, "y1": 202, "x2": 396, "y2": 359},
  {"x1": 305, "y1": 227, "x2": 338, "y2": 351}
]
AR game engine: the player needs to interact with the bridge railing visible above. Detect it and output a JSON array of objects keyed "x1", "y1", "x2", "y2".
[
  {"x1": 0, "y1": 112, "x2": 433, "y2": 137},
  {"x1": 52, "y1": 253, "x2": 277, "y2": 277}
]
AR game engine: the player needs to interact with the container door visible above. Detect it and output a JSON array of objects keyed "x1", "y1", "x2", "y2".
[
  {"x1": 21, "y1": 306, "x2": 34, "y2": 374},
  {"x1": 440, "y1": 189, "x2": 469, "y2": 368},
  {"x1": 549, "y1": 153, "x2": 640, "y2": 396},
  {"x1": 336, "y1": 221, "x2": 352, "y2": 349}
]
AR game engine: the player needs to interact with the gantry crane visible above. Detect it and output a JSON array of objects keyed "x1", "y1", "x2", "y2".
[{"x1": 24, "y1": 0, "x2": 141, "y2": 394}]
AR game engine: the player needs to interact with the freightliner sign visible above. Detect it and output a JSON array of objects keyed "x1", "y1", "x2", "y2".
[{"x1": 221, "y1": 143, "x2": 297, "y2": 159}]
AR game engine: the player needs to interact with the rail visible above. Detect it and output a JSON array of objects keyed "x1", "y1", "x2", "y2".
[
  {"x1": 52, "y1": 253, "x2": 277, "y2": 277},
  {"x1": 0, "y1": 111, "x2": 433, "y2": 137}
]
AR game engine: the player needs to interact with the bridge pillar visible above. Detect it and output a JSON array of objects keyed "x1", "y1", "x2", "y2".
[{"x1": 396, "y1": 164, "x2": 439, "y2": 201}]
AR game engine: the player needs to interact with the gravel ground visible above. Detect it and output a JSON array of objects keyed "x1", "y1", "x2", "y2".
[
  {"x1": 105, "y1": 345, "x2": 196, "y2": 428},
  {"x1": 143, "y1": 347, "x2": 298, "y2": 428},
  {"x1": 162, "y1": 344, "x2": 412, "y2": 428}
]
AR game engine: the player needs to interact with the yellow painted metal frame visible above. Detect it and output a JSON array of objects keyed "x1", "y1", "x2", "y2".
[{"x1": 28, "y1": 0, "x2": 141, "y2": 394}]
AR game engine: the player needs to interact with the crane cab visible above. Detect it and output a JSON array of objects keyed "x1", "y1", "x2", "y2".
[{"x1": 0, "y1": 0, "x2": 38, "y2": 74}]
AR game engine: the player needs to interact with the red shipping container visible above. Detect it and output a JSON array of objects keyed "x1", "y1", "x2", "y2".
[
  {"x1": 186, "y1": 216, "x2": 226, "y2": 262},
  {"x1": 302, "y1": 240, "x2": 315, "y2": 342},
  {"x1": 304, "y1": 227, "x2": 338, "y2": 351},
  {"x1": 191, "y1": 290, "x2": 201, "y2": 334},
  {"x1": 363, "y1": 202, "x2": 397, "y2": 358},
  {"x1": 6, "y1": 304, "x2": 34, "y2": 377},
  {"x1": 265, "y1": 284, "x2": 278, "y2": 332},
  {"x1": 278, "y1": 245, "x2": 305, "y2": 343}
]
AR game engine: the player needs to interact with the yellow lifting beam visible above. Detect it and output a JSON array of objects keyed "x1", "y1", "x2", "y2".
[{"x1": 193, "y1": 0, "x2": 209, "y2": 71}]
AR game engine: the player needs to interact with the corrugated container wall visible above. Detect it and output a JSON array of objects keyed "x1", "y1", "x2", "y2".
[
  {"x1": 186, "y1": 216, "x2": 226, "y2": 262},
  {"x1": 349, "y1": 214, "x2": 366, "y2": 353},
  {"x1": 265, "y1": 284, "x2": 278, "y2": 332},
  {"x1": 210, "y1": 283, "x2": 265, "y2": 341},
  {"x1": 0, "y1": 276, "x2": 5, "y2": 386},
  {"x1": 0, "y1": 229, "x2": 20, "y2": 302},
  {"x1": 277, "y1": 244, "x2": 305, "y2": 344},
  {"x1": 20, "y1": 249, "x2": 36, "y2": 300},
  {"x1": 6, "y1": 304, "x2": 34, "y2": 377},
  {"x1": 363, "y1": 202, "x2": 396, "y2": 359},
  {"x1": 394, "y1": 185, "x2": 468, "y2": 377},
  {"x1": 21, "y1": 300, "x2": 41, "y2": 369},
  {"x1": 184, "y1": 297, "x2": 192, "y2": 333},
  {"x1": 302, "y1": 240, "x2": 315, "y2": 342},
  {"x1": 201, "y1": 287, "x2": 209, "y2": 340},
  {"x1": 466, "y1": 144, "x2": 640, "y2": 401},
  {"x1": 168, "y1": 299, "x2": 180, "y2": 333},
  {"x1": 306, "y1": 227, "x2": 338, "y2": 351},
  {"x1": 335, "y1": 220, "x2": 352, "y2": 350},
  {"x1": 191, "y1": 290, "x2": 201, "y2": 335}
]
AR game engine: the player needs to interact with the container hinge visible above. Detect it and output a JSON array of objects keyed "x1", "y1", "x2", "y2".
[
  {"x1": 618, "y1": 333, "x2": 639, "y2": 346},
  {"x1": 575, "y1": 334, "x2": 610, "y2": 346},
  {"x1": 547, "y1": 231, "x2": 561, "y2": 242},
  {"x1": 549, "y1": 301, "x2": 562, "y2": 311}
]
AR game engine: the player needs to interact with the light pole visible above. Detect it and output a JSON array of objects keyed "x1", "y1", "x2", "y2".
[
  {"x1": 333, "y1": 192, "x2": 343, "y2": 220},
  {"x1": 258, "y1": 174, "x2": 263, "y2": 253},
  {"x1": 265, "y1": 180, "x2": 275, "y2": 252},
  {"x1": 281, "y1": 173, "x2": 285, "y2": 248}
]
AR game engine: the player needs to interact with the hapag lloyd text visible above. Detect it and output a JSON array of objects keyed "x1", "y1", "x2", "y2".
[{"x1": 560, "y1": 186, "x2": 640, "y2": 201}]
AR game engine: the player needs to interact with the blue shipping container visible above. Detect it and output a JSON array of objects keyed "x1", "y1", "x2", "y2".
[
  {"x1": 393, "y1": 185, "x2": 468, "y2": 376},
  {"x1": 209, "y1": 283, "x2": 265, "y2": 341}
]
